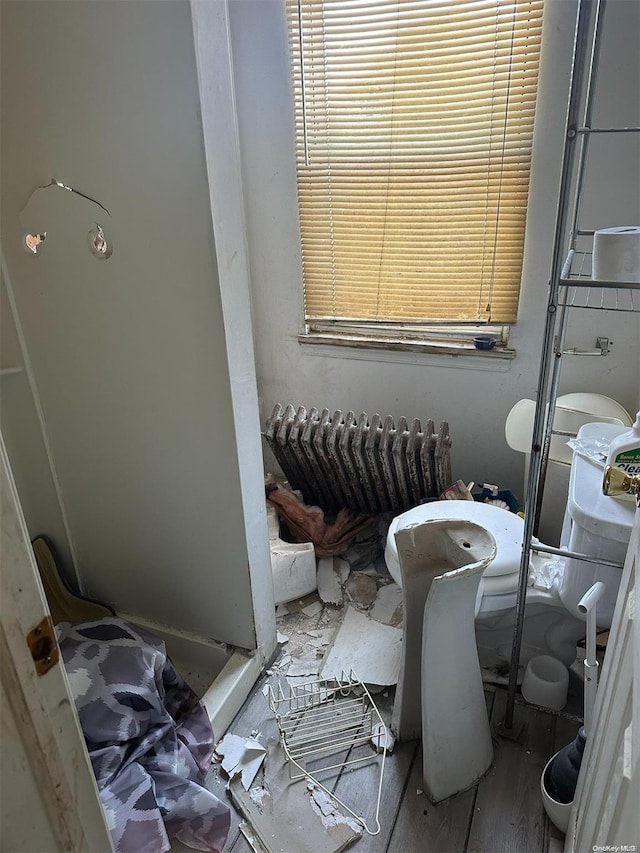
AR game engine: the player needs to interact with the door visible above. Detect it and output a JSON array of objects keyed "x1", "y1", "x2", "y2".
[
  {"x1": 0, "y1": 435, "x2": 113, "y2": 852},
  {"x1": 565, "y1": 499, "x2": 639, "y2": 849}
]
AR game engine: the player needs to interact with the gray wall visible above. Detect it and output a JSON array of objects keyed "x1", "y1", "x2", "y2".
[
  {"x1": 228, "y1": 0, "x2": 640, "y2": 542},
  {"x1": 1, "y1": 0, "x2": 257, "y2": 648}
]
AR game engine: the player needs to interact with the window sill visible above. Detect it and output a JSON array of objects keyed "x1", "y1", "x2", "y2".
[{"x1": 298, "y1": 330, "x2": 516, "y2": 361}]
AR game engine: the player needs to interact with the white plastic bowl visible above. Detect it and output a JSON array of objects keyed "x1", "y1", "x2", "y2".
[{"x1": 521, "y1": 654, "x2": 569, "y2": 710}]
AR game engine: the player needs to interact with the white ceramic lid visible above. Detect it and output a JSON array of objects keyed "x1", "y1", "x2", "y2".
[
  {"x1": 505, "y1": 396, "x2": 628, "y2": 464},
  {"x1": 385, "y1": 500, "x2": 524, "y2": 588}
]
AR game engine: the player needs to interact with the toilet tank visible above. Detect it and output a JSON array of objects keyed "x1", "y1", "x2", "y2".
[{"x1": 559, "y1": 423, "x2": 635, "y2": 626}]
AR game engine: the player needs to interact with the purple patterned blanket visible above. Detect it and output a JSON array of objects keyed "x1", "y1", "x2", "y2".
[{"x1": 57, "y1": 619, "x2": 230, "y2": 853}]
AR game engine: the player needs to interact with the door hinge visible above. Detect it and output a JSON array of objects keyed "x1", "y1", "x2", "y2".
[{"x1": 27, "y1": 616, "x2": 59, "y2": 676}]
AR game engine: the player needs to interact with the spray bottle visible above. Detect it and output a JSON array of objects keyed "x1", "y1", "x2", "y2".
[{"x1": 605, "y1": 411, "x2": 640, "y2": 501}]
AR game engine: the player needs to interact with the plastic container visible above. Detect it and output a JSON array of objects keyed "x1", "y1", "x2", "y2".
[
  {"x1": 605, "y1": 410, "x2": 640, "y2": 501},
  {"x1": 473, "y1": 335, "x2": 497, "y2": 350},
  {"x1": 521, "y1": 655, "x2": 569, "y2": 710}
]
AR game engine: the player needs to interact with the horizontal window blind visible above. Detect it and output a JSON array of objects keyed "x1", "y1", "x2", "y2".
[{"x1": 286, "y1": 0, "x2": 544, "y2": 324}]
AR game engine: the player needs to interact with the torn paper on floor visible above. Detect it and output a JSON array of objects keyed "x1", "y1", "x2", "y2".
[
  {"x1": 319, "y1": 605, "x2": 402, "y2": 686},
  {"x1": 216, "y1": 733, "x2": 267, "y2": 791}
]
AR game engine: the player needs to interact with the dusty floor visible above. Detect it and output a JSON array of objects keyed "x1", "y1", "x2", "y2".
[{"x1": 187, "y1": 521, "x2": 587, "y2": 853}]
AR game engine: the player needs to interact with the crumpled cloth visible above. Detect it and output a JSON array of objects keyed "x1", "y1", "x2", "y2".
[{"x1": 57, "y1": 618, "x2": 230, "y2": 853}]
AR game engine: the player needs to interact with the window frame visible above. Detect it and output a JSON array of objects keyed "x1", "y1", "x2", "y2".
[{"x1": 286, "y1": 0, "x2": 545, "y2": 355}]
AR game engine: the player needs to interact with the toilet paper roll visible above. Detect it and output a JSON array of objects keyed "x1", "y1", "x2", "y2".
[{"x1": 592, "y1": 226, "x2": 640, "y2": 283}]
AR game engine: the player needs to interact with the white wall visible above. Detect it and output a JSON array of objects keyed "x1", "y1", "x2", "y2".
[
  {"x1": 0, "y1": 0, "x2": 261, "y2": 648},
  {"x1": 228, "y1": 0, "x2": 640, "y2": 541}
]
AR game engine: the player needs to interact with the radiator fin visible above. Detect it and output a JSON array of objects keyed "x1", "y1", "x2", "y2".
[{"x1": 263, "y1": 405, "x2": 452, "y2": 514}]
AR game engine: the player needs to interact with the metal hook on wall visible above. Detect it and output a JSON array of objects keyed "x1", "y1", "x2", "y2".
[
  {"x1": 21, "y1": 178, "x2": 111, "y2": 217},
  {"x1": 21, "y1": 178, "x2": 113, "y2": 259}
]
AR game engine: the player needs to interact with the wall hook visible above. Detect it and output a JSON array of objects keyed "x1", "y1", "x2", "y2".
[{"x1": 88, "y1": 224, "x2": 113, "y2": 259}]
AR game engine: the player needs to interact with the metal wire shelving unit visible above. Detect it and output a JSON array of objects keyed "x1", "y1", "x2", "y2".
[
  {"x1": 504, "y1": 0, "x2": 640, "y2": 729},
  {"x1": 269, "y1": 671, "x2": 388, "y2": 835}
]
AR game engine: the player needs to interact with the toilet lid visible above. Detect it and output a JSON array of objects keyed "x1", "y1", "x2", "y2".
[{"x1": 386, "y1": 500, "x2": 523, "y2": 587}]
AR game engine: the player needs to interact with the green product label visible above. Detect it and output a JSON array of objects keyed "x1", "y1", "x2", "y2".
[
  {"x1": 614, "y1": 448, "x2": 640, "y2": 464},
  {"x1": 614, "y1": 446, "x2": 640, "y2": 476}
]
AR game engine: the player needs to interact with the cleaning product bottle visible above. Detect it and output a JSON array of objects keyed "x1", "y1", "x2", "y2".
[{"x1": 606, "y1": 411, "x2": 640, "y2": 501}]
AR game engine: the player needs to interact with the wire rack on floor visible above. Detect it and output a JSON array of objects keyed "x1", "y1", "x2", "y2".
[{"x1": 268, "y1": 670, "x2": 388, "y2": 835}]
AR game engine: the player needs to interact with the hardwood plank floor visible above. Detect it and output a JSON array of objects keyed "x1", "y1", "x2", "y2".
[
  {"x1": 466, "y1": 689, "x2": 554, "y2": 853},
  {"x1": 387, "y1": 743, "x2": 478, "y2": 853},
  {"x1": 214, "y1": 666, "x2": 578, "y2": 853}
]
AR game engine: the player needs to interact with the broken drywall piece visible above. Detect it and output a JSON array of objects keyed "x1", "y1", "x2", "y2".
[
  {"x1": 249, "y1": 786, "x2": 268, "y2": 811},
  {"x1": 239, "y1": 819, "x2": 262, "y2": 852},
  {"x1": 286, "y1": 651, "x2": 322, "y2": 678},
  {"x1": 370, "y1": 722, "x2": 395, "y2": 754},
  {"x1": 317, "y1": 557, "x2": 343, "y2": 606},
  {"x1": 276, "y1": 653, "x2": 292, "y2": 671},
  {"x1": 230, "y1": 741, "x2": 361, "y2": 853},
  {"x1": 369, "y1": 582, "x2": 404, "y2": 627},
  {"x1": 301, "y1": 600, "x2": 323, "y2": 618},
  {"x1": 335, "y1": 558, "x2": 351, "y2": 584},
  {"x1": 216, "y1": 733, "x2": 267, "y2": 791},
  {"x1": 275, "y1": 603, "x2": 289, "y2": 617},
  {"x1": 308, "y1": 785, "x2": 363, "y2": 835},
  {"x1": 286, "y1": 674, "x2": 312, "y2": 691},
  {"x1": 345, "y1": 572, "x2": 378, "y2": 609},
  {"x1": 277, "y1": 631, "x2": 289, "y2": 644},
  {"x1": 319, "y1": 605, "x2": 402, "y2": 686},
  {"x1": 286, "y1": 592, "x2": 322, "y2": 612},
  {"x1": 304, "y1": 628, "x2": 335, "y2": 647}
]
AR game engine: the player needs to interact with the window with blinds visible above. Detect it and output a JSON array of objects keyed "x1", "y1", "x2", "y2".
[{"x1": 286, "y1": 0, "x2": 544, "y2": 328}]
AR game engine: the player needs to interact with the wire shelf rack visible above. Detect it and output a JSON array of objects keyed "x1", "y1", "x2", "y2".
[
  {"x1": 268, "y1": 671, "x2": 387, "y2": 835},
  {"x1": 558, "y1": 250, "x2": 639, "y2": 312}
]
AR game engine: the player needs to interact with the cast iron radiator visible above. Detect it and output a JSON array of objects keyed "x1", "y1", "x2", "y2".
[{"x1": 263, "y1": 404, "x2": 452, "y2": 515}]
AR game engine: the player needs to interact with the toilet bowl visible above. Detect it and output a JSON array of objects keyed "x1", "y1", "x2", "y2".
[{"x1": 385, "y1": 422, "x2": 635, "y2": 672}]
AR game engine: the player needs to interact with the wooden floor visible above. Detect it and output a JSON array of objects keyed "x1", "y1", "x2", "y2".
[{"x1": 207, "y1": 667, "x2": 581, "y2": 853}]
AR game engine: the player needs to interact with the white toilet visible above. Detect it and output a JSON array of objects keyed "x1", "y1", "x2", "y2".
[{"x1": 385, "y1": 422, "x2": 636, "y2": 673}]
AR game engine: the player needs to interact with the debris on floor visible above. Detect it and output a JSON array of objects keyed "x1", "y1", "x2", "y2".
[
  {"x1": 317, "y1": 556, "x2": 344, "y2": 605},
  {"x1": 286, "y1": 648, "x2": 324, "y2": 678},
  {"x1": 215, "y1": 733, "x2": 267, "y2": 792},
  {"x1": 334, "y1": 557, "x2": 351, "y2": 584},
  {"x1": 279, "y1": 591, "x2": 323, "y2": 615},
  {"x1": 230, "y1": 741, "x2": 362, "y2": 853},
  {"x1": 369, "y1": 582, "x2": 403, "y2": 627},
  {"x1": 308, "y1": 784, "x2": 363, "y2": 835},
  {"x1": 370, "y1": 721, "x2": 395, "y2": 754},
  {"x1": 301, "y1": 599, "x2": 323, "y2": 618},
  {"x1": 345, "y1": 572, "x2": 379, "y2": 608},
  {"x1": 319, "y1": 605, "x2": 402, "y2": 686}
]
